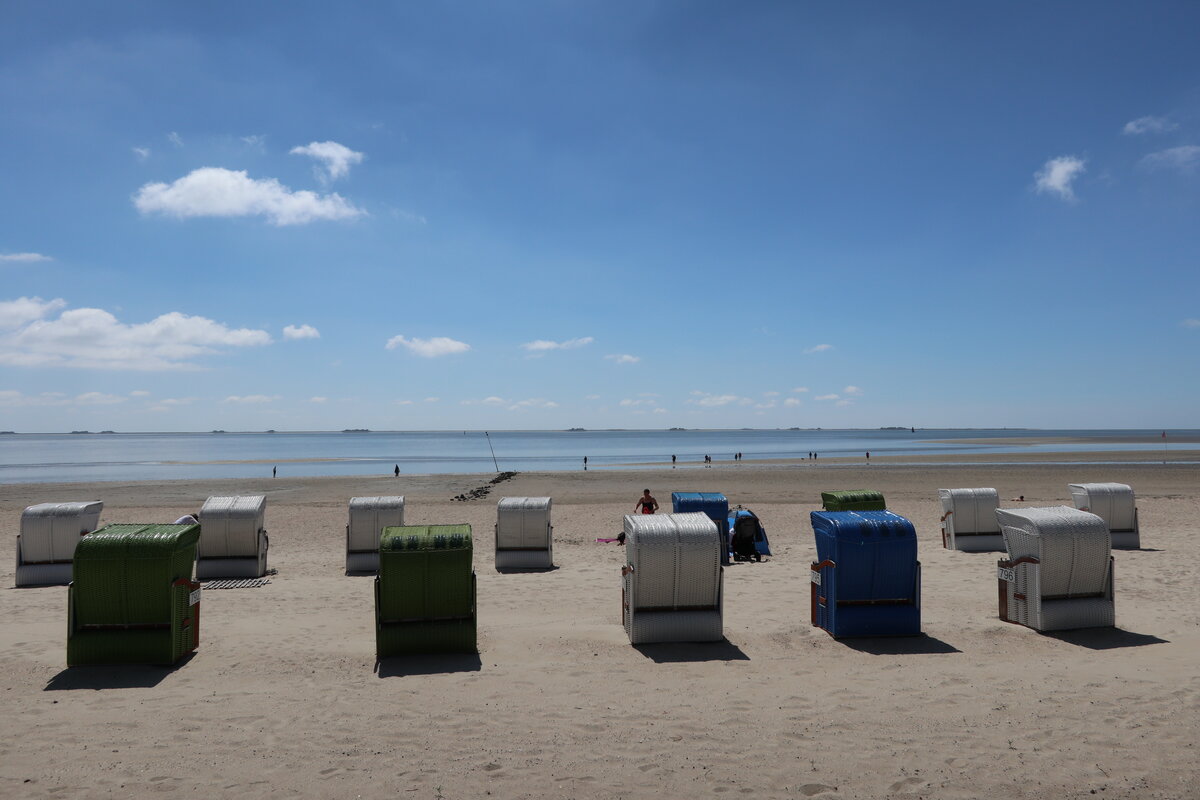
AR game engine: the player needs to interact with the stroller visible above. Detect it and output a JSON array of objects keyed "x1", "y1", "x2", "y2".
[{"x1": 729, "y1": 508, "x2": 770, "y2": 562}]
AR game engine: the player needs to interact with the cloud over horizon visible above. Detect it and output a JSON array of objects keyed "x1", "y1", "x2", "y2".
[
  {"x1": 290, "y1": 141, "x2": 364, "y2": 182},
  {"x1": 1035, "y1": 155, "x2": 1086, "y2": 201},
  {"x1": 521, "y1": 336, "x2": 594, "y2": 353},
  {"x1": 385, "y1": 334, "x2": 471, "y2": 358},
  {"x1": 0, "y1": 252, "x2": 52, "y2": 263},
  {"x1": 1141, "y1": 146, "x2": 1200, "y2": 173},
  {"x1": 283, "y1": 324, "x2": 320, "y2": 340},
  {"x1": 1123, "y1": 115, "x2": 1179, "y2": 135}
]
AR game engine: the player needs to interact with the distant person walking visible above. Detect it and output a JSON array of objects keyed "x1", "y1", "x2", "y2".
[
  {"x1": 635, "y1": 489, "x2": 659, "y2": 514},
  {"x1": 583, "y1": 456, "x2": 588, "y2": 470},
  {"x1": 671, "y1": 454, "x2": 676, "y2": 467},
  {"x1": 394, "y1": 464, "x2": 400, "y2": 477},
  {"x1": 866, "y1": 451, "x2": 870, "y2": 462},
  {"x1": 272, "y1": 465, "x2": 277, "y2": 478}
]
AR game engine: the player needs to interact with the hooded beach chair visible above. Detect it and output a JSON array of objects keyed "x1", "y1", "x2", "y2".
[
  {"x1": 821, "y1": 490, "x2": 886, "y2": 512},
  {"x1": 197, "y1": 495, "x2": 268, "y2": 579},
  {"x1": 346, "y1": 496, "x2": 405, "y2": 572},
  {"x1": 939, "y1": 488, "x2": 1004, "y2": 551},
  {"x1": 809, "y1": 511, "x2": 921, "y2": 638},
  {"x1": 494, "y1": 497, "x2": 553, "y2": 569},
  {"x1": 375, "y1": 525, "x2": 476, "y2": 656},
  {"x1": 671, "y1": 492, "x2": 730, "y2": 564},
  {"x1": 67, "y1": 523, "x2": 201, "y2": 666},
  {"x1": 621, "y1": 512, "x2": 724, "y2": 644},
  {"x1": 995, "y1": 507, "x2": 1114, "y2": 632},
  {"x1": 1068, "y1": 483, "x2": 1140, "y2": 549},
  {"x1": 15, "y1": 501, "x2": 103, "y2": 586}
]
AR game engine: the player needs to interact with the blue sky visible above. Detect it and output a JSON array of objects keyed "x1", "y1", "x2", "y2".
[{"x1": 1, "y1": 2, "x2": 1197, "y2": 432}]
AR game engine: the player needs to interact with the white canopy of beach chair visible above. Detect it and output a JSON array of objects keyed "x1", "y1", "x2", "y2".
[
  {"x1": 495, "y1": 496, "x2": 553, "y2": 569},
  {"x1": 939, "y1": 488, "x2": 1003, "y2": 551},
  {"x1": 1068, "y1": 482, "x2": 1140, "y2": 548},
  {"x1": 16, "y1": 501, "x2": 103, "y2": 586},
  {"x1": 197, "y1": 495, "x2": 268, "y2": 579},
  {"x1": 346, "y1": 496, "x2": 405, "y2": 573}
]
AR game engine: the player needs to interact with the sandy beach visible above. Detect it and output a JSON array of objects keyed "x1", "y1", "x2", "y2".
[{"x1": 2, "y1": 455, "x2": 1197, "y2": 799}]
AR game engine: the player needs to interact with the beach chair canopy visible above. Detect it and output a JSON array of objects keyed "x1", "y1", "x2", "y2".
[
  {"x1": 624, "y1": 512, "x2": 721, "y2": 610},
  {"x1": 19, "y1": 501, "x2": 103, "y2": 564},
  {"x1": 821, "y1": 490, "x2": 886, "y2": 512},
  {"x1": 199, "y1": 495, "x2": 265, "y2": 558},
  {"x1": 1068, "y1": 483, "x2": 1136, "y2": 532},
  {"x1": 938, "y1": 488, "x2": 1000, "y2": 535},
  {"x1": 811, "y1": 511, "x2": 918, "y2": 602},
  {"x1": 671, "y1": 492, "x2": 729, "y2": 519},
  {"x1": 376, "y1": 524, "x2": 476, "y2": 654},
  {"x1": 496, "y1": 497, "x2": 552, "y2": 550},
  {"x1": 348, "y1": 496, "x2": 405, "y2": 553},
  {"x1": 996, "y1": 507, "x2": 1111, "y2": 598}
]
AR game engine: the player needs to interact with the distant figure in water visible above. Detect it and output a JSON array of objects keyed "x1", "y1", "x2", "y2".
[
  {"x1": 583, "y1": 456, "x2": 588, "y2": 470},
  {"x1": 272, "y1": 465, "x2": 277, "y2": 478},
  {"x1": 635, "y1": 489, "x2": 658, "y2": 514},
  {"x1": 394, "y1": 464, "x2": 400, "y2": 477},
  {"x1": 671, "y1": 454, "x2": 676, "y2": 467},
  {"x1": 866, "y1": 451, "x2": 870, "y2": 462}
]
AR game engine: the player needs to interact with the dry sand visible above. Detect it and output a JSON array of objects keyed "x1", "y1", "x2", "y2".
[{"x1": 2, "y1": 457, "x2": 1197, "y2": 799}]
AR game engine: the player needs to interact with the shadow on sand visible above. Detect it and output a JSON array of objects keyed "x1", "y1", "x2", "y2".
[
  {"x1": 376, "y1": 653, "x2": 483, "y2": 677},
  {"x1": 495, "y1": 565, "x2": 560, "y2": 575},
  {"x1": 634, "y1": 639, "x2": 750, "y2": 663},
  {"x1": 44, "y1": 655, "x2": 193, "y2": 691},
  {"x1": 835, "y1": 633, "x2": 961, "y2": 655},
  {"x1": 1047, "y1": 628, "x2": 1168, "y2": 650}
]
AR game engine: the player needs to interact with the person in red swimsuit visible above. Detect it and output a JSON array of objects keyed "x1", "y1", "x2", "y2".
[{"x1": 634, "y1": 489, "x2": 659, "y2": 514}]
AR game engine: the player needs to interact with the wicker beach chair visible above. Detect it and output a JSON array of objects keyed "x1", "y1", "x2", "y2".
[
  {"x1": 621, "y1": 512, "x2": 724, "y2": 644},
  {"x1": 197, "y1": 495, "x2": 268, "y2": 579},
  {"x1": 671, "y1": 492, "x2": 731, "y2": 564},
  {"x1": 494, "y1": 497, "x2": 553, "y2": 569},
  {"x1": 995, "y1": 507, "x2": 1114, "y2": 632},
  {"x1": 375, "y1": 525, "x2": 476, "y2": 656},
  {"x1": 939, "y1": 488, "x2": 1004, "y2": 551},
  {"x1": 346, "y1": 496, "x2": 405, "y2": 573},
  {"x1": 15, "y1": 501, "x2": 103, "y2": 587},
  {"x1": 821, "y1": 490, "x2": 886, "y2": 512},
  {"x1": 67, "y1": 523, "x2": 201, "y2": 666},
  {"x1": 1068, "y1": 483, "x2": 1140, "y2": 549},
  {"x1": 809, "y1": 511, "x2": 921, "y2": 638}
]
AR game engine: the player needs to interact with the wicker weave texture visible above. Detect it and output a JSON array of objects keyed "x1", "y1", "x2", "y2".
[
  {"x1": 997, "y1": 507, "x2": 1111, "y2": 598},
  {"x1": 939, "y1": 488, "x2": 1000, "y2": 538},
  {"x1": 378, "y1": 525, "x2": 473, "y2": 620},
  {"x1": 199, "y1": 495, "x2": 265, "y2": 558},
  {"x1": 347, "y1": 496, "x2": 405, "y2": 554},
  {"x1": 495, "y1": 497, "x2": 553, "y2": 555},
  {"x1": 821, "y1": 490, "x2": 886, "y2": 511},
  {"x1": 19, "y1": 501, "x2": 103, "y2": 563},
  {"x1": 623, "y1": 571, "x2": 724, "y2": 644},
  {"x1": 494, "y1": 548, "x2": 554, "y2": 569},
  {"x1": 72, "y1": 524, "x2": 200, "y2": 626},
  {"x1": 1069, "y1": 483, "x2": 1138, "y2": 533}
]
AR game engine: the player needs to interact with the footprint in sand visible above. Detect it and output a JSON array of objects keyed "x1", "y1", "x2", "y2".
[
  {"x1": 798, "y1": 784, "x2": 837, "y2": 796},
  {"x1": 888, "y1": 776, "x2": 926, "y2": 793}
]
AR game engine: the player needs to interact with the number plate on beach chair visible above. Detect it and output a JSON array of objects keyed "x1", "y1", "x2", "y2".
[{"x1": 996, "y1": 567, "x2": 1015, "y2": 583}]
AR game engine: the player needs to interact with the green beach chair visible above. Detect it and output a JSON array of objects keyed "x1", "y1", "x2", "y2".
[
  {"x1": 375, "y1": 524, "x2": 477, "y2": 656},
  {"x1": 821, "y1": 490, "x2": 887, "y2": 512},
  {"x1": 67, "y1": 523, "x2": 201, "y2": 666}
]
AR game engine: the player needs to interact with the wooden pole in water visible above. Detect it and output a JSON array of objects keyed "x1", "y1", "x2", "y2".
[{"x1": 485, "y1": 431, "x2": 500, "y2": 473}]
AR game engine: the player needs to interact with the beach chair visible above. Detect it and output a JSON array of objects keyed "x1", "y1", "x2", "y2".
[
  {"x1": 995, "y1": 507, "x2": 1114, "y2": 632},
  {"x1": 810, "y1": 511, "x2": 921, "y2": 638},
  {"x1": 621, "y1": 512, "x2": 724, "y2": 644},
  {"x1": 494, "y1": 497, "x2": 553, "y2": 569},
  {"x1": 67, "y1": 523, "x2": 201, "y2": 666},
  {"x1": 197, "y1": 495, "x2": 268, "y2": 579},
  {"x1": 346, "y1": 496, "x2": 405, "y2": 573},
  {"x1": 375, "y1": 525, "x2": 476, "y2": 656},
  {"x1": 821, "y1": 490, "x2": 886, "y2": 512},
  {"x1": 939, "y1": 488, "x2": 1004, "y2": 551},
  {"x1": 1068, "y1": 483, "x2": 1140, "y2": 549},
  {"x1": 15, "y1": 501, "x2": 103, "y2": 587},
  {"x1": 671, "y1": 492, "x2": 730, "y2": 564}
]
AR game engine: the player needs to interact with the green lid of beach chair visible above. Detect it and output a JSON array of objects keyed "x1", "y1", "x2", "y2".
[
  {"x1": 68, "y1": 523, "x2": 201, "y2": 666},
  {"x1": 376, "y1": 525, "x2": 476, "y2": 655},
  {"x1": 821, "y1": 490, "x2": 886, "y2": 512}
]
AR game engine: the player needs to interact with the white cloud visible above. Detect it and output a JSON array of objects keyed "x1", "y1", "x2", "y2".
[
  {"x1": 836, "y1": 399, "x2": 853, "y2": 407},
  {"x1": 223, "y1": 394, "x2": 279, "y2": 404},
  {"x1": 158, "y1": 398, "x2": 191, "y2": 406},
  {"x1": 652, "y1": 407, "x2": 668, "y2": 414},
  {"x1": 0, "y1": 297, "x2": 67, "y2": 330},
  {"x1": 132, "y1": 147, "x2": 150, "y2": 162},
  {"x1": 843, "y1": 385, "x2": 863, "y2": 396},
  {"x1": 619, "y1": 398, "x2": 657, "y2": 407},
  {"x1": 75, "y1": 392, "x2": 125, "y2": 406},
  {"x1": 764, "y1": 391, "x2": 780, "y2": 397},
  {"x1": 1035, "y1": 155, "x2": 1086, "y2": 201},
  {"x1": 1123, "y1": 116, "x2": 1178, "y2": 135},
  {"x1": 129, "y1": 390, "x2": 150, "y2": 397},
  {"x1": 792, "y1": 386, "x2": 809, "y2": 393},
  {"x1": 424, "y1": 397, "x2": 439, "y2": 403},
  {"x1": 241, "y1": 134, "x2": 266, "y2": 149},
  {"x1": 0, "y1": 252, "x2": 53, "y2": 263},
  {"x1": 482, "y1": 396, "x2": 505, "y2": 406},
  {"x1": 0, "y1": 390, "x2": 128, "y2": 408},
  {"x1": 688, "y1": 392, "x2": 751, "y2": 407},
  {"x1": 0, "y1": 297, "x2": 271, "y2": 370},
  {"x1": 803, "y1": 344, "x2": 833, "y2": 354},
  {"x1": 385, "y1": 334, "x2": 470, "y2": 358},
  {"x1": 521, "y1": 336, "x2": 594, "y2": 353},
  {"x1": 815, "y1": 393, "x2": 840, "y2": 401},
  {"x1": 290, "y1": 141, "x2": 364, "y2": 182},
  {"x1": 396, "y1": 399, "x2": 414, "y2": 405},
  {"x1": 167, "y1": 131, "x2": 183, "y2": 147},
  {"x1": 283, "y1": 324, "x2": 320, "y2": 340},
  {"x1": 509, "y1": 398, "x2": 558, "y2": 411},
  {"x1": 605, "y1": 353, "x2": 640, "y2": 364},
  {"x1": 784, "y1": 397, "x2": 801, "y2": 407},
  {"x1": 134, "y1": 167, "x2": 365, "y2": 226},
  {"x1": 1140, "y1": 146, "x2": 1200, "y2": 173},
  {"x1": 1183, "y1": 319, "x2": 1200, "y2": 328},
  {"x1": 310, "y1": 396, "x2": 328, "y2": 403}
]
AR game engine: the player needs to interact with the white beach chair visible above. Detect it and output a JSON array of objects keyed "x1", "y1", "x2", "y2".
[
  {"x1": 495, "y1": 497, "x2": 554, "y2": 569},
  {"x1": 939, "y1": 488, "x2": 1003, "y2": 551},
  {"x1": 346, "y1": 496, "x2": 405, "y2": 573},
  {"x1": 621, "y1": 512, "x2": 724, "y2": 644},
  {"x1": 995, "y1": 506, "x2": 1114, "y2": 632},
  {"x1": 197, "y1": 495, "x2": 268, "y2": 579},
  {"x1": 15, "y1": 501, "x2": 103, "y2": 586},
  {"x1": 1068, "y1": 482, "x2": 1140, "y2": 549}
]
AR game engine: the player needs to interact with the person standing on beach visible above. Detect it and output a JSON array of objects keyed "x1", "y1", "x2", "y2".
[
  {"x1": 583, "y1": 456, "x2": 588, "y2": 470},
  {"x1": 671, "y1": 454, "x2": 676, "y2": 467},
  {"x1": 635, "y1": 489, "x2": 658, "y2": 514},
  {"x1": 866, "y1": 451, "x2": 870, "y2": 462},
  {"x1": 272, "y1": 465, "x2": 277, "y2": 478},
  {"x1": 394, "y1": 464, "x2": 400, "y2": 477}
]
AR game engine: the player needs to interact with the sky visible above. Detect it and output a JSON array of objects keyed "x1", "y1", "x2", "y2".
[{"x1": 1, "y1": 1, "x2": 1198, "y2": 432}]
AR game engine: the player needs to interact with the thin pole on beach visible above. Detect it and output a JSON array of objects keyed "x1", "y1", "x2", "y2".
[{"x1": 485, "y1": 431, "x2": 500, "y2": 472}]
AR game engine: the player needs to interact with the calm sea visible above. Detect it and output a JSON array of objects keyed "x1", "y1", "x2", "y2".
[{"x1": 0, "y1": 429, "x2": 1195, "y2": 484}]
